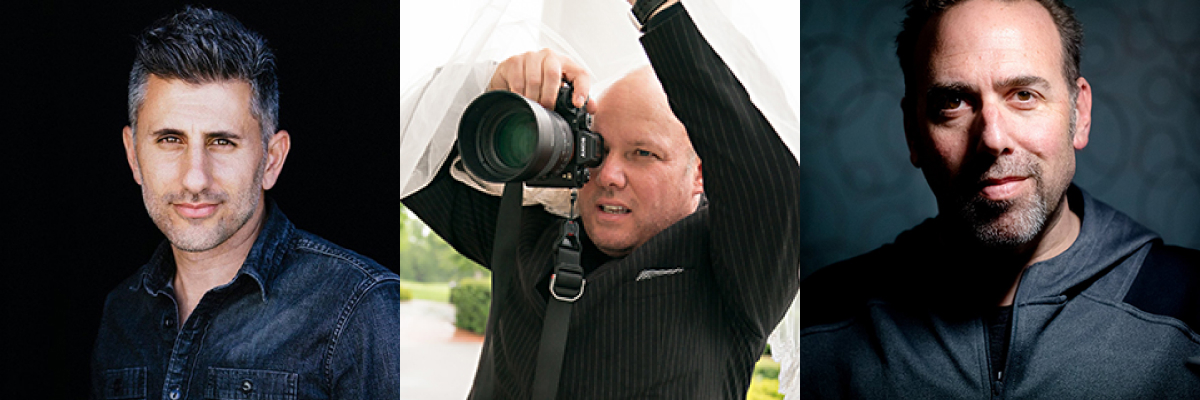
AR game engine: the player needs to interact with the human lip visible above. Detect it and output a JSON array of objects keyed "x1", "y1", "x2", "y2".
[
  {"x1": 593, "y1": 201, "x2": 631, "y2": 221},
  {"x1": 174, "y1": 202, "x2": 218, "y2": 219},
  {"x1": 979, "y1": 176, "x2": 1027, "y2": 200}
]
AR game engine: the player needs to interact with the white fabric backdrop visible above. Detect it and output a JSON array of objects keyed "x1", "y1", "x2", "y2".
[{"x1": 399, "y1": 1, "x2": 800, "y2": 397}]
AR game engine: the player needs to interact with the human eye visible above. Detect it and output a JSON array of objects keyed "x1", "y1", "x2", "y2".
[
  {"x1": 1009, "y1": 90, "x2": 1038, "y2": 110},
  {"x1": 630, "y1": 148, "x2": 663, "y2": 161},
  {"x1": 936, "y1": 93, "x2": 967, "y2": 112},
  {"x1": 926, "y1": 91, "x2": 972, "y2": 122},
  {"x1": 156, "y1": 135, "x2": 183, "y2": 145},
  {"x1": 207, "y1": 133, "x2": 241, "y2": 148}
]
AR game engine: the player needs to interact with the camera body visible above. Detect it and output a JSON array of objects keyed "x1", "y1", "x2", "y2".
[{"x1": 458, "y1": 81, "x2": 604, "y2": 188}]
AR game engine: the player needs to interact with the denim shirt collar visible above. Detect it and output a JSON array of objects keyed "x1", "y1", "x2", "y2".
[{"x1": 134, "y1": 198, "x2": 295, "y2": 303}]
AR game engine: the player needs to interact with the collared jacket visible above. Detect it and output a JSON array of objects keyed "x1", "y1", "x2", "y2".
[
  {"x1": 403, "y1": 4, "x2": 801, "y2": 398},
  {"x1": 91, "y1": 199, "x2": 400, "y2": 400},
  {"x1": 801, "y1": 185, "x2": 1200, "y2": 399}
]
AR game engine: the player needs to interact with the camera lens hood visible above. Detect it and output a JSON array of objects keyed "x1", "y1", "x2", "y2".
[{"x1": 458, "y1": 90, "x2": 574, "y2": 183}]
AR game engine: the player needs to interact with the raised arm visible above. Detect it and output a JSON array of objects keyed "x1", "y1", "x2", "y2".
[
  {"x1": 401, "y1": 154, "x2": 503, "y2": 268},
  {"x1": 639, "y1": 2, "x2": 801, "y2": 337},
  {"x1": 402, "y1": 50, "x2": 594, "y2": 268}
]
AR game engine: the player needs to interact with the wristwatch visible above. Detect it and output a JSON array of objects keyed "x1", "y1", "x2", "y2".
[{"x1": 629, "y1": 0, "x2": 670, "y2": 31}]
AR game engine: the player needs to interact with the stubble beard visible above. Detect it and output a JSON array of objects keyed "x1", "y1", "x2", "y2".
[
  {"x1": 956, "y1": 162, "x2": 1053, "y2": 249},
  {"x1": 143, "y1": 167, "x2": 264, "y2": 253},
  {"x1": 953, "y1": 107, "x2": 1077, "y2": 251}
]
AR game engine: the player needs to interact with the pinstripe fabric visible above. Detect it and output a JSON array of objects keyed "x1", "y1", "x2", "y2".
[{"x1": 402, "y1": 4, "x2": 800, "y2": 398}]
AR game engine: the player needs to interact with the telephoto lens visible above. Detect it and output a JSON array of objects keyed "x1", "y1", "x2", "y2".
[
  {"x1": 458, "y1": 82, "x2": 603, "y2": 187},
  {"x1": 493, "y1": 112, "x2": 538, "y2": 169}
]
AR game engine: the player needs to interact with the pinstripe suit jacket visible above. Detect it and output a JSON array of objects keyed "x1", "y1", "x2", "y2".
[{"x1": 403, "y1": 4, "x2": 800, "y2": 398}]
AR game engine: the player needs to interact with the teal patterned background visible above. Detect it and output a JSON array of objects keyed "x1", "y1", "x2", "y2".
[{"x1": 800, "y1": 0, "x2": 1200, "y2": 277}]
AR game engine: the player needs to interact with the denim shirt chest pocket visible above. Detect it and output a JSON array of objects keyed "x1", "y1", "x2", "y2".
[
  {"x1": 204, "y1": 367, "x2": 297, "y2": 400},
  {"x1": 101, "y1": 367, "x2": 146, "y2": 399}
]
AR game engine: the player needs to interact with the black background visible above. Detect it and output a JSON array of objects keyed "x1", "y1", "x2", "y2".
[{"x1": 3, "y1": 1, "x2": 398, "y2": 397}]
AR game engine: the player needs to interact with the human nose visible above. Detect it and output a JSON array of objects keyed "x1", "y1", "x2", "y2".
[
  {"x1": 974, "y1": 99, "x2": 1015, "y2": 157},
  {"x1": 180, "y1": 144, "x2": 212, "y2": 193},
  {"x1": 591, "y1": 157, "x2": 626, "y2": 189}
]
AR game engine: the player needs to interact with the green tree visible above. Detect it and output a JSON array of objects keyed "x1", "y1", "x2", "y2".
[{"x1": 400, "y1": 204, "x2": 489, "y2": 282}]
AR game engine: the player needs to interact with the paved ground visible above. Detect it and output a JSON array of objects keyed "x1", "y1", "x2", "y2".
[{"x1": 401, "y1": 299, "x2": 484, "y2": 400}]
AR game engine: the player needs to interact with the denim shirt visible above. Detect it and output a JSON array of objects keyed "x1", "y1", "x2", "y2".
[{"x1": 91, "y1": 200, "x2": 400, "y2": 400}]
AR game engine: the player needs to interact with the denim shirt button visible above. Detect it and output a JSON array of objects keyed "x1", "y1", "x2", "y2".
[
  {"x1": 168, "y1": 387, "x2": 181, "y2": 400},
  {"x1": 162, "y1": 315, "x2": 175, "y2": 329},
  {"x1": 241, "y1": 379, "x2": 254, "y2": 393}
]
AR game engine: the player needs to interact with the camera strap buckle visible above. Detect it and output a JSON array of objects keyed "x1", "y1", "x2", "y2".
[
  {"x1": 549, "y1": 270, "x2": 585, "y2": 303},
  {"x1": 532, "y1": 218, "x2": 586, "y2": 400},
  {"x1": 549, "y1": 220, "x2": 585, "y2": 302}
]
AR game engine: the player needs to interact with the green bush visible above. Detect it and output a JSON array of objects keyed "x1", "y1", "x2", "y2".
[
  {"x1": 450, "y1": 277, "x2": 492, "y2": 334},
  {"x1": 400, "y1": 279, "x2": 451, "y2": 302},
  {"x1": 754, "y1": 357, "x2": 780, "y2": 380},
  {"x1": 747, "y1": 377, "x2": 783, "y2": 400},
  {"x1": 399, "y1": 285, "x2": 414, "y2": 301}
]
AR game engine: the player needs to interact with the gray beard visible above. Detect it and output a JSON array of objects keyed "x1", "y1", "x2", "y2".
[
  {"x1": 955, "y1": 100, "x2": 1077, "y2": 250},
  {"x1": 958, "y1": 176, "x2": 1052, "y2": 249}
]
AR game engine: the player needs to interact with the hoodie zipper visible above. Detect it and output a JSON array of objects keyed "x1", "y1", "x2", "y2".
[
  {"x1": 989, "y1": 272, "x2": 1025, "y2": 400},
  {"x1": 986, "y1": 314, "x2": 1007, "y2": 400}
]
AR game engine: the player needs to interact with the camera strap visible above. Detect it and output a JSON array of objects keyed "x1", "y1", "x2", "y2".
[
  {"x1": 531, "y1": 195, "x2": 586, "y2": 400},
  {"x1": 473, "y1": 182, "x2": 524, "y2": 400}
]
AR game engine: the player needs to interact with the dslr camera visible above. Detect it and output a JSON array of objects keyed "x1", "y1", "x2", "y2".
[{"x1": 458, "y1": 81, "x2": 603, "y2": 187}]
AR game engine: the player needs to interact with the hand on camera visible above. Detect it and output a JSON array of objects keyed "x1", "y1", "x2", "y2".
[{"x1": 489, "y1": 48, "x2": 596, "y2": 114}]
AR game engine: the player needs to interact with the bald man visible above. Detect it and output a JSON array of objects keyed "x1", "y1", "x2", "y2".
[{"x1": 401, "y1": 2, "x2": 799, "y2": 398}]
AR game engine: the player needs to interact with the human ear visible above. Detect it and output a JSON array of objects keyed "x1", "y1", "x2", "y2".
[
  {"x1": 1071, "y1": 77, "x2": 1092, "y2": 150},
  {"x1": 261, "y1": 130, "x2": 291, "y2": 190},
  {"x1": 122, "y1": 126, "x2": 143, "y2": 185}
]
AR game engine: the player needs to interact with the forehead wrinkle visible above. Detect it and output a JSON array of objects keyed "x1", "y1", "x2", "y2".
[
  {"x1": 594, "y1": 66, "x2": 694, "y2": 159},
  {"x1": 996, "y1": 75, "x2": 1051, "y2": 91},
  {"x1": 928, "y1": 73, "x2": 1050, "y2": 97},
  {"x1": 925, "y1": 1, "x2": 1063, "y2": 72},
  {"x1": 140, "y1": 76, "x2": 258, "y2": 138},
  {"x1": 918, "y1": 17, "x2": 1067, "y2": 104}
]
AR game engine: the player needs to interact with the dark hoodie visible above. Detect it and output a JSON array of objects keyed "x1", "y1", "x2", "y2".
[{"x1": 801, "y1": 185, "x2": 1200, "y2": 399}]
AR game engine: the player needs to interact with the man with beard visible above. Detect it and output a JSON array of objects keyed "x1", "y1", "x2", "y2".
[
  {"x1": 91, "y1": 7, "x2": 399, "y2": 399},
  {"x1": 800, "y1": 0, "x2": 1200, "y2": 398}
]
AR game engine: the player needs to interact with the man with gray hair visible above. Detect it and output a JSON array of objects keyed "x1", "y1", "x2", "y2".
[
  {"x1": 800, "y1": 0, "x2": 1200, "y2": 398},
  {"x1": 91, "y1": 7, "x2": 400, "y2": 399}
]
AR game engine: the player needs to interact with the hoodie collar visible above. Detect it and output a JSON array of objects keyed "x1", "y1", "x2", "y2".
[
  {"x1": 1013, "y1": 185, "x2": 1158, "y2": 303},
  {"x1": 884, "y1": 184, "x2": 1158, "y2": 311}
]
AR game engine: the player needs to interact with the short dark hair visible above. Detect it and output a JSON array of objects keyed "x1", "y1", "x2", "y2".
[
  {"x1": 128, "y1": 6, "x2": 279, "y2": 143},
  {"x1": 895, "y1": 0, "x2": 1083, "y2": 98}
]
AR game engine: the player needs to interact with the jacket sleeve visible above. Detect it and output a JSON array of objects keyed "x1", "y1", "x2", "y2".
[
  {"x1": 639, "y1": 3, "x2": 801, "y2": 338},
  {"x1": 401, "y1": 151, "x2": 502, "y2": 269}
]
